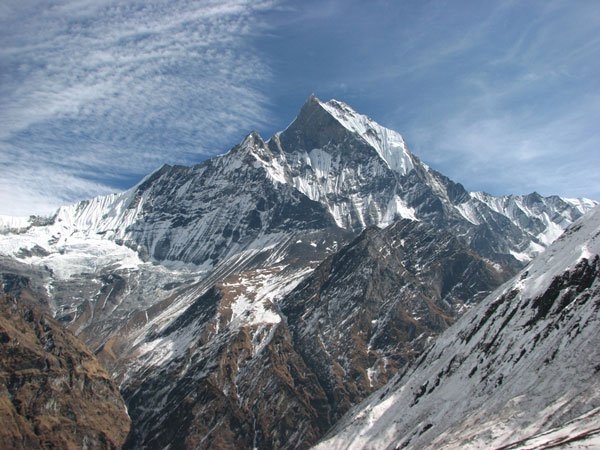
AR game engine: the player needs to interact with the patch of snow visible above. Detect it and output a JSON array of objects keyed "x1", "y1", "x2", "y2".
[
  {"x1": 230, "y1": 294, "x2": 280, "y2": 327},
  {"x1": 257, "y1": 152, "x2": 288, "y2": 185},
  {"x1": 307, "y1": 148, "x2": 334, "y2": 181},
  {"x1": 381, "y1": 196, "x2": 418, "y2": 226},
  {"x1": 563, "y1": 197, "x2": 599, "y2": 214},
  {"x1": 0, "y1": 215, "x2": 32, "y2": 232},
  {"x1": 454, "y1": 202, "x2": 481, "y2": 225},
  {"x1": 510, "y1": 250, "x2": 532, "y2": 263},
  {"x1": 537, "y1": 213, "x2": 566, "y2": 246}
]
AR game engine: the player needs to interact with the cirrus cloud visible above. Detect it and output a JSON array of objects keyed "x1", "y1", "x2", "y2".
[{"x1": 0, "y1": 0, "x2": 278, "y2": 215}]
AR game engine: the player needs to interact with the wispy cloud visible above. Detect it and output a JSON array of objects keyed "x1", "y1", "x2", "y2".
[
  {"x1": 410, "y1": 93, "x2": 600, "y2": 198},
  {"x1": 0, "y1": 0, "x2": 278, "y2": 215},
  {"x1": 391, "y1": 0, "x2": 600, "y2": 200},
  {"x1": 2, "y1": 0, "x2": 599, "y2": 215}
]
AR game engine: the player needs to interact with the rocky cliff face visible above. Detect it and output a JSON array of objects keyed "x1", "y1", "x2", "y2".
[
  {"x1": 0, "y1": 96, "x2": 596, "y2": 449},
  {"x1": 281, "y1": 218, "x2": 511, "y2": 408},
  {"x1": 316, "y1": 206, "x2": 600, "y2": 450},
  {"x1": 0, "y1": 294, "x2": 130, "y2": 449}
]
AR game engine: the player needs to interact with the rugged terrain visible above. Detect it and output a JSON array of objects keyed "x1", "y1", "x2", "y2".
[
  {"x1": 0, "y1": 293, "x2": 130, "y2": 449},
  {"x1": 0, "y1": 96, "x2": 596, "y2": 448},
  {"x1": 316, "y1": 205, "x2": 600, "y2": 449},
  {"x1": 120, "y1": 217, "x2": 511, "y2": 449}
]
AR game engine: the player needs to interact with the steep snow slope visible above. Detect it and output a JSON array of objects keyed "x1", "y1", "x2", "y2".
[
  {"x1": 318, "y1": 98, "x2": 415, "y2": 175},
  {"x1": 315, "y1": 206, "x2": 600, "y2": 450}
]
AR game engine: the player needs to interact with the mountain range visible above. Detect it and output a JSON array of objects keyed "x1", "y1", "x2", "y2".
[{"x1": 0, "y1": 95, "x2": 597, "y2": 449}]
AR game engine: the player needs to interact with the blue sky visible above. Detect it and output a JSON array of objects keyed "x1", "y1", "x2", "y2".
[{"x1": 1, "y1": 0, "x2": 599, "y2": 216}]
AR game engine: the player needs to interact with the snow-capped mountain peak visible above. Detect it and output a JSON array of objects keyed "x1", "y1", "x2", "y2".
[
  {"x1": 317, "y1": 97, "x2": 414, "y2": 175},
  {"x1": 2, "y1": 97, "x2": 594, "y2": 267}
]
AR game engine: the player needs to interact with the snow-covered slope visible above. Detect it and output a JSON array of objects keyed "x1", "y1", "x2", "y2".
[
  {"x1": 315, "y1": 205, "x2": 600, "y2": 450},
  {"x1": 319, "y1": 98, "x2": 415, "y2": 175}
]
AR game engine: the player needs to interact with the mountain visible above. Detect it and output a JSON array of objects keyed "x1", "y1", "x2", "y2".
[
  {"x1": 120, "y1": 218, "x2": 510, "y2": 449},
  {"x1": 278, "y1": 219, "x2": 510, "y2": 432},
  {"x1": 2, "y1": 96, "x2": 592, "y2": 266},
  {"x1": 0, "y1": 95, "x2": 596, "y2": 448},
  {"x1": 0, "y1": 293, "x2": 130, "y2": 449},
  {"x1": 315, "y1": 205, "x2": 600, "y2": 450}
]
